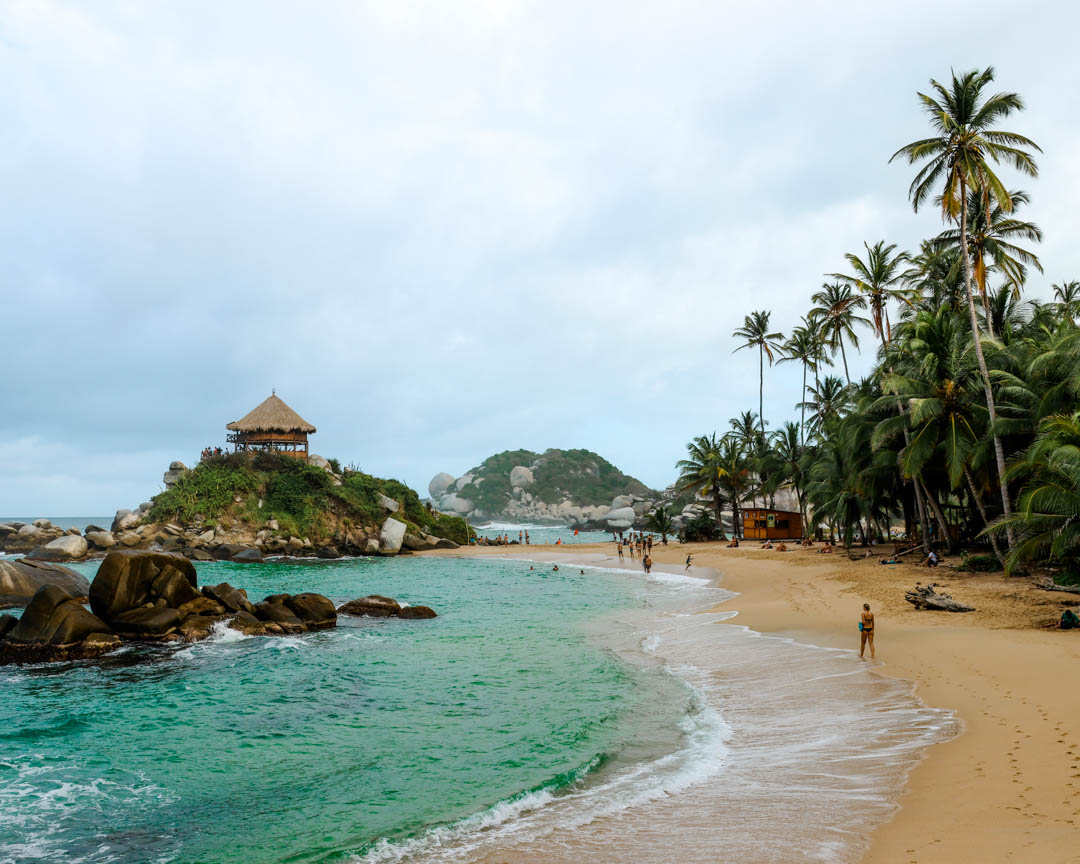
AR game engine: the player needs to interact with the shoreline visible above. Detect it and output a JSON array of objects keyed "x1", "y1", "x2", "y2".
[{"x1": 428, "y1": 541, "x2": 1080, "y2": 863}]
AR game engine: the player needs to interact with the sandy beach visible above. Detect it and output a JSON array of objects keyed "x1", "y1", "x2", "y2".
[{"x1": 433, "y1": 540, "x2": 1080, "y2": 863}]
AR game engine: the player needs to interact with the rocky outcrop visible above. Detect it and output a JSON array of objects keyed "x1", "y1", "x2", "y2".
[
  {"x1": 27, "y1": 534, "x2": 89, "y2": 562},
  {"x1": 428, "y1": 472, "x2": 455, "y2": 498},
  {"x1": 337, "y1": 595, "x2": 437, "y2": 620},
  {"x1": 0, "y1": 558, "x2": 90, "y2": 607},
  {"x1": 0, "y1": 550, "x2": 342, "y2": 665},
  {"x1": 85, "y1": 530, "x2": 117, "y2": 549},
  {"x1": 163, "y1": 461, "x2": 188, "y2": 489}
]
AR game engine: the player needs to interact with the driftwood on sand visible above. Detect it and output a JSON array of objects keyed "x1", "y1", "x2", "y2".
[
  {"x1": 1033, "y1": 578, "x2": 1080, "y2": 596},
  {"x1": 904, "y1": 583, "x2": 975, "y2": 613}
]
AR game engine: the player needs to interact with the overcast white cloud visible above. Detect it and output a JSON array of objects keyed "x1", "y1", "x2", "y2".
[{"x1": 2, "y1": 0, "x2": 1078, "y2": 515}]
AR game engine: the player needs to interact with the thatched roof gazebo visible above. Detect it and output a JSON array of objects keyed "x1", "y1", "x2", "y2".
[{"x1": 226, "y1": 393, "x2": 316, "y2": 459}]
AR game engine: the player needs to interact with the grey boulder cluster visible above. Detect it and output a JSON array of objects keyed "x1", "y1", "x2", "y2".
[
  {"x1": 0, "y1": 550, "x2": 439, "y2": 665},
  {"x1": 0, "y1": 511, "x2": 458, "y2": 565}
]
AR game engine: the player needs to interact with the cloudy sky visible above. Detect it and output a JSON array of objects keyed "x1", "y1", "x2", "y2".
[{"x1": 2, "y1": 0, "x2": 1078, "y2": 516}]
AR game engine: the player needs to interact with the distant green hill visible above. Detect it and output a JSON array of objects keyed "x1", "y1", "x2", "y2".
[{"x1": 455, "y1": 448, "x2": 654, "y2": 516}]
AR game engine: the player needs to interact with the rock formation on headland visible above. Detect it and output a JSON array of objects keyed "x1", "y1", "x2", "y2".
[
  {"x1": 0, "y1": 550, "x2": 438, "y2": 665},
  {"x1": 0, "y1": 452, "x2": 464, "y2": 562},
  {"x1": 428, "y1": 448, "x2": 668, "y2": 529}
]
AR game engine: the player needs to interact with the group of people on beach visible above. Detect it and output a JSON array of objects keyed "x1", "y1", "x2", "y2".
[{"x1": 614, "y1": 532, "x2": 656, "y2": 573}]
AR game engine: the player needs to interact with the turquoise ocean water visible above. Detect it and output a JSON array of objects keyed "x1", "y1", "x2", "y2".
[
  {"x1": 0, "y1": 556, "x2": 701, "y2": 864},
  {"x1": 1, "y1": 551, "x2": 958, "y2": 864}
]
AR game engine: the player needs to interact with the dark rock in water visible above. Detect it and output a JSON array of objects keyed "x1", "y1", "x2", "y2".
[
  {"x1": 397, "y1": 605, "x2": 438, "y2": 620},
  {"x1": 0, "y1": 637, "x2": 121, "y2": 664},
  {"x1": 285, "y1": 593, "x2": 337, "y2": 630},
  {"x1": 89, "y1": 551, "x2": 198, "y2": 624},
  {"x1": 210, "y1": 544, "x2": 263, "y2": 563},
  {"x1": 263, "y1": 593, "x2": 291, "y2": 605},
  {"x1": 0, "y1": 614, "x2": 16, "y2": 638},
  {"x1": 315, "y1": 545, "x2": 341, "y2": 559},
  {"x1": 254, "y1": 601, "x2": 304, "y2": 628},
  {"x1": 177, "y1": 596, "x2": 226, "y2": 618},
  {"x1": 337, "y1": 595, "x2": 401, "y2": 617},
  {"x1": 228, "y1": 610, "x2": 267, "y2": 636},
  {"x1": 7, "y1": 584, "x2": 113, "y2": 645},
  {"x1": 109, "y1": 606, "x2": 182, "y2": 638},
  {"x1": 0, "y1": 558, "x2": 90, "y2": 607},
  {"x1": 178, "y1": 615, "x2": 218, "y2": 641},
  {"x1": 188, "y1": 548, "x2": 214, "y2": 562},
  {"x1": 203, "y1": 583, "x2": 247, "y2": 613}
]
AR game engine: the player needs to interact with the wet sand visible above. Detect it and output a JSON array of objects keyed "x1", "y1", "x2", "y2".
[{"x1": 431, "y1": 540, "x2": 1080, "y2": 863}]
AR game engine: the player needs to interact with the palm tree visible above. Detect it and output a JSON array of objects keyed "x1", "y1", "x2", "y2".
[
  {"x1": 832, "y1": 240, "x2": 910, "y2": 349},
  {"x1": 770, "y1": 421, "x2": 805, "y2": 527},
  {"x1": 991, "y1": 411, "x2": 1080, "y2": 573},
  {"x1": 778, "y1": 323, "x2": 823, "y2": 446},
  {"x1": 935, "y1": 187, "x2": 1043, "y2": 335},
  {"x1": 1052, "y1": 280, "x2": 1080, "y2": 324},
  {"x1": 732, "y1": 310, "x2": 784, "y2": 437},
  {"x1": 809, "y1": 282, "x2": 868, "y2": 385},
  {"x1": 727, "y1": 410, "x2": 762, "y2": 450},
  {"x1": 891, "y1": 66, "x2": 1041, "y2": 552},
  {"x1": 799, "y1": 375, "x2": 850, "y2": 440},
  {"x1": 903, "y1": 240, "x2": 965, "y2": 316},
  {"x1": 645, "y1": 505, "x2": 674, "y2": 544},
  {"x1": 676, "y1": 434, "x2": 728, "y2": 538}
]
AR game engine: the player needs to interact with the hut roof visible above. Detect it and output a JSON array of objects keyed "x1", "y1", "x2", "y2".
[{"x1": 226, "y1": 394, "x2": 316, "y2": 434}]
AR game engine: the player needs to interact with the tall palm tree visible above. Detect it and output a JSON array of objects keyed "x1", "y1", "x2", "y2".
[
  {"x1": 1052, "y1": 280, "x2": 1080, "y2": 325},
  {"x1": 935, "y1": 187, "x2": 1043, "y2": 335},
  {"x1": 809, "y1": 282, "x2": 868, "y2": 385},
  {"x1": 832, "y1": 240, "x2": 910, "y2": 350},
  {"x1": 903, "y1": 240, "x2": 965, "y2": 316},
  {"x1": 676, "y1": 433, "x2": 728, "y2": 538},
  {"x1": 799, "y1": 375, "x2": 850, "y2": 440},
  {"x1": 891, "y1": 66, "x2": 1041, "y2": 552},
  {"x1": 778, "y1": 323, "x2": 822, "y2": 446},
  {"x1": 732, "y1": 310, "x2": 784, "y2": 438}
]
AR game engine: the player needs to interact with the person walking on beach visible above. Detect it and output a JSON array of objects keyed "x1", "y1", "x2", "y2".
[
  {"x1": 685, "y1": 553, "x2": 693, "y2": 570},
  {"x1": 859, "y1": 603, "x2": 875, "y2": 659},
  {"x1": 643, "y1": 554, "x2": 652, "y2": 574},
  {"x1": 617, "y1": 542, "x2": 624, "y2": 561}
]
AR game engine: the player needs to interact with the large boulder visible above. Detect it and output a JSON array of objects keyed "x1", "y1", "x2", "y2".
[
  {"x1": 6, "y1": 584, "x2": 112, "y2": 645},
  {"x1": 611, "y1": 495, "x2": 635, "y2": 511},
  {"x1": 109, "y1": 607, "x2": 182, "y2": 638},
  {"x1": 433, "y1": 538, "x2": 460, "y2": 550},
  {"x1": 163, "y1": 461, "x2": 188, "y2": 489},
  {"x1": 428, "y1": 472, "x2": 455, "y2": 498},
  {"x1": 379, "y1": 518, "x2": 407, "y2": 555},
  {"x1": 27, "y1": 534, "x2": 89, "y2": 562},
  {"x1": 308, "y1": 453, "x2": 332, "y2": 471},
  {"x1": 88, "y1": 551, "x2": 198, "y2": 625},
  {"x1": 509, "y1": 466, "x2": 535, "y2": 488},
  {"x1": 203, "y1": 583, "x2": 256, "y2": 615},
  {"x1": 605, "y1": 506, "x2": 637, "y2": 525},
  {"x1": 111, "y1": 510, "x2": 141, "y2": 533},
  {"x1": 253, "y1": 601, "x2": 305, "y2": 632},
  {"x1": 85, "y1": 530, "x2": 117, "y2": 549},
  {"x1": 377, "y1": 492, "x2": 400, "y2": 513},
  {"x1": 440, "y1": 493, "x2": 473, "y2": 515},
  {"x1": 337, "y1": 595, "x2": 401, "y2": 617},
  {"x1": 210, "y1": 544, "x2": 263, "y2": 563},
  {"x1": 0, "y1": 559, "x2": 90, "y2": 607},
  {"x1": 402, "y1": 533, "x2": 438, "y2": 552},
  {"x1": 285, "y1": 593, "x2": 337, "y2": 630}
]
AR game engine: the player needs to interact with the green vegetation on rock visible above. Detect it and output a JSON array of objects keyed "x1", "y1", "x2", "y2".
[{"x1": 150, "y1": 453, "x2": 467, "y2": 544}]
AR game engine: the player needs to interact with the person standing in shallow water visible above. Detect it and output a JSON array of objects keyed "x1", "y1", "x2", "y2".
[{"x1": 860, "y1": 603, "x2": 875, "y2": 659}]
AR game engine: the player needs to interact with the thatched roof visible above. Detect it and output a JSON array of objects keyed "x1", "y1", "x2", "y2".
[{"x1": 227, "y1": 394, "x2": 316, "y2": 434}]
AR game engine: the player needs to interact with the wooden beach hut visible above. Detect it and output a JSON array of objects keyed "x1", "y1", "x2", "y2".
[
  {"x1": 742, "y1": 508, "x2": 802, "y2": 540},
  {"x1": 226, "y1": 393, "x2": 316, "y2": 459}
]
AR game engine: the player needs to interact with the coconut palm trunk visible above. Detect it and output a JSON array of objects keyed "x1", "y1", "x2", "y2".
[
  {"x1": 758, "y1": 344, "x2": 765, "y2": 437},
  {"x1": 838, "y1": 336, "x2": 851, "y2": 385},
  {"x1": 964, "y1": 464, "x2": 1005, "y2": 565},
  {"x1": 960, "y1": 181, "x2": 1016, "y2": 551}
]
